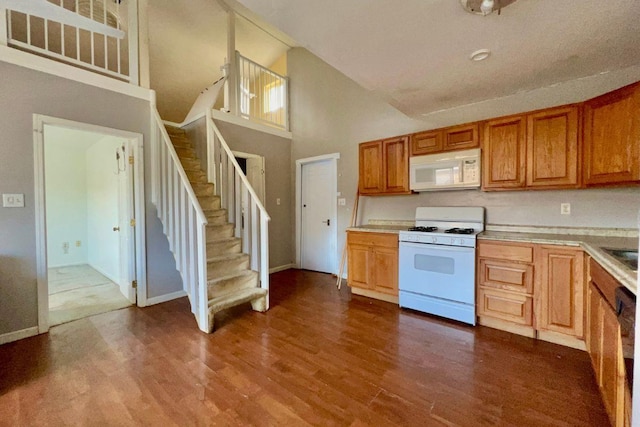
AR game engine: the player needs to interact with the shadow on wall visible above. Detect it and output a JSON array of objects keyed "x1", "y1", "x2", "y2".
[{"x1": 0, "y1": 256, "x2": 37, "y2": 335}]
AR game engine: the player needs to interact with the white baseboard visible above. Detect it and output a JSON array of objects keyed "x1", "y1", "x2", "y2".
[
  {"x1": 89, "y1": 263, "x2": 120, "y2": 286},
  {"x1": 269, "y1": 264, "x2": 295, "y2": 274},
  {"x1": 0, "y1": 326, "x2": 40, "y2": 346},
  {"x1": 146, "y1": 290, "x2": 187, "y2": 306},
  {"x1": 48, "y1": 261, "x2": 87, "y2": 269}
]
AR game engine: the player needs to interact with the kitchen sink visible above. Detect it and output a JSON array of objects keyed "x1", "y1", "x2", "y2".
[{"x1": 603, "y1": 248, "x2": 638, "y2": 271}]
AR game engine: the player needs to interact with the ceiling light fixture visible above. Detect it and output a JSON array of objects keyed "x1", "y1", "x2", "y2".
[
  {"x1": 460, "y1": 0, "x2": 518, "y2": 16},
  {"x1": 470, "y1": 49, "x2": 491, "y2": 61}
]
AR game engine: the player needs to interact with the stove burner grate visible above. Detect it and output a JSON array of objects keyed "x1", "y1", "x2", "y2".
[
  {"x1": 408, "y1": 226, "x2": 438, "y2": 232},
  {"x1": 444, "y1": 228, "x2": 475, "y2": 235}
]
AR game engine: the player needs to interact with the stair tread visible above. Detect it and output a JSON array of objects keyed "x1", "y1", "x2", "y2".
[
  {"x1": 207, "y1": 269, "x2": 257, "y2": 286},
  {"x1": 207, "y1": 252, "x2": 248, "y2": 263},
  {"x1": 208, "y1": 287, "x2": 267, "y2": 311}
]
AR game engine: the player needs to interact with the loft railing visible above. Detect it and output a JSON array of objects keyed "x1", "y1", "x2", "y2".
[
  {"x1": 233, "y1": 51, "x2": 288, "y2": 131},
  {"x1": 150, "y1": 98, "x2": 209, "y2": 332},
  {"x1": 1, "y1": 0, "x2": 138, "y2": 84},
  {"x1": 206, "y1": 110, "x2": 271, "y2": 307}
]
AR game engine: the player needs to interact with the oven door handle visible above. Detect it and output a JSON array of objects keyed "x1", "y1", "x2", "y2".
[{"x1": 399, "y1": 241, "x2": 475, "y2": 253}]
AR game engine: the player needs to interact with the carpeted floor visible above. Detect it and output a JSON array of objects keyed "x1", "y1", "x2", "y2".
[{"x1": 48, "y1": 265, "x2": 132, "y2": 326}]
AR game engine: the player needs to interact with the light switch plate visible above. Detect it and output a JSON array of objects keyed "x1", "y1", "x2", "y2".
[
  {"x1": 560, "y1": 203, "x2": 571, "y2": 215},
  {"x1": 2, "y1": 193, "x2": 25, "y2": 208},
  {"x1": 338, "y1": 198, "x2": 346, "y2": 206}
]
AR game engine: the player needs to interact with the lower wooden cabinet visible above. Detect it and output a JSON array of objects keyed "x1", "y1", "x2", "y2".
[
  {"x1": 587, "y1": 260, "x2": 632, "y2": 427},
  {"x1": 347, "y1": 231, "x2": 398, "y2": 302},
  {"x1": 477, "y1": 241, "x2": 585, "y2": 347}
]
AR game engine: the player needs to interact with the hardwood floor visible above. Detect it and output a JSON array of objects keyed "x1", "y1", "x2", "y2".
[{"x1": 0, "y1": 270, "x2": 609, "y2": 426}]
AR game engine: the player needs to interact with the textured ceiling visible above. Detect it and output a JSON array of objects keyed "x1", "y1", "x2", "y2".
[
  {"x1": 234, "y1": 0, "x2": 640, "y2": 119},
  {"x1": 148, "y1": 0, "x2": 289, "y2": 122}
]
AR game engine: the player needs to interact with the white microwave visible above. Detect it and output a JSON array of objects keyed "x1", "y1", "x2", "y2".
[{"x1": 409, "y1": 148, "x2": 481, "y2": 191}]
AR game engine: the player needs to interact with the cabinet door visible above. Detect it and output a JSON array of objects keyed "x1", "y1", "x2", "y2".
[
  {"x1": 478, "y1": 288, "x2": 533, "y2": 325},
  {"x1": 482, "y1": 116, "x2": 527, "y2": 190},
  {"x1": 347, "y1": 244, "x2": 372, "y2": 289},
  {"x1": 587, "y1": 283, "x2": 603, "y2": 379},
  {"x1": 526, "y1": 106, "x2": 580, "y2": 188},
  {"x1": 443, "y1": 123, "x2": 479, "y2": 151},
  {"x1": 601, "y1": 301, "x2": 624, "y2": 426},
  {"x1": 411, "y1": 130, "x2": 442, "y2": 156},
  {"x1": 382, "y1": 136, "x2": 410, "y2": 193},
  {"x1": 584, "y1": 82, "x2": 640, "y2": 186},
  {"x1": 478, "y1": 258, "x2": 533, "y2": 294},
  {"x1": 359, "y1": 141, "x2": 383, "y2": 194},
  {"x1": 536, "y1": 247, "x2": 584, "y2": 337},
  {"x1": 372, "y1": 246, "x2": 398, "y2": 295}
]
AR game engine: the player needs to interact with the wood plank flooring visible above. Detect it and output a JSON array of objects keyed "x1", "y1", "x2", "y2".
[{"x1": 0, "y1": 269, "x2": 609, "y2": 426}]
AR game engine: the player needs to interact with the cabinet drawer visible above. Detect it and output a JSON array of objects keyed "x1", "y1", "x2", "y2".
[
  {"x1": 477, "y1": 241, "x2": 534, "y2": 263},
  {"x1": 478, "y1": 258, "x2": 533, "y2": 294},
  {"x1": 478, "y1": 288, "x2": 533, "y2": 325},
  {"x1": 590, "y1": 258, "x2": 620, "y2": 311},
  {"x1": 347, "y1": 231, "x2": 397, "y2": 248}
]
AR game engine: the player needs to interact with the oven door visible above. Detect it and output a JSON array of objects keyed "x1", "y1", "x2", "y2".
[{"x1": 398, "y1": 241, "x2": 475, "y2": 304}]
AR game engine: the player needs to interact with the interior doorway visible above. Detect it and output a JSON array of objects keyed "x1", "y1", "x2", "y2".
[
  {"x1": 34, "y1": 115, "x2": 145, "y2": 332},
  {"x1": 296, "y1": 153, "x2": 340, "y2": 274},
  {"x1": 233, "y1": 151, "x2": 266, "y2": 204}
]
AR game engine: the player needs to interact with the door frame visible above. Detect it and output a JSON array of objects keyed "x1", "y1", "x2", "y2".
[
  {"x1": 232, "y1": 150, "x2": 266, "y2": 202},
  {"x1": 295, "y1": 153, "x2": 340, "y2": 273},
  {"x1": 33, "y1": 114, "x2": 147, "y2": 334}
]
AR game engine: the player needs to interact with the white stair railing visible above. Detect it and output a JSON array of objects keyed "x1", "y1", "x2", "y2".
[
  {"x1": 151, "y1": 103, "x2": 209, "y2": 332},
  {"x1": 207, "y1": 113, "x2": 271, "y2": 308},
  {"x1": 1, "y1": 0, "x2": 138, "y2": 84}
]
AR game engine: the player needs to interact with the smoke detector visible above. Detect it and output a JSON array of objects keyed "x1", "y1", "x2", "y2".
[{"x1": 460, "y1": 0, "x2": 518, "y2": 16}]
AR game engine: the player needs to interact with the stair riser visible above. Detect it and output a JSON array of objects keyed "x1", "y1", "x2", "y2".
[
  {"x1": 205, "y1": 213, "x2": 228, "y2": 226},
  {"x1": 207, "y1": 273, "x2": 258, "y2": 300},
  {"x1": 180, "y1": 159, "x2": 201, "y2": 171},
  {"x1": 207, "y1": 257, "x2": 250, "y2": 277},
  {"x1": 206, "y1": 225, "x2": 234, "y2": 241},
  {"x1": 193, "y1": 184, "x2": 214, "y2": 197},
  {"x1": 207, "y1": 239, "x2": 241, "y2": 256},
  {"x1": 199, "y1": 197, "x2": 221, "y2": 210},
  {"x1": 175, "y1": 148, "x2": 197, "y2": 159},
  {"x1": 186, "y1": 171, "x2": 207, "y2": 182}
]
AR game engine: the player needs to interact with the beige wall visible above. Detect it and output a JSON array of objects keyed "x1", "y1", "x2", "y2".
[
  {"x1": 213, "y1": 120, "x2": 294, "y2": 269},
  {"x1": 0, "y1": 61, "x2": 182, "y2": 336},
  {"x1": 287, "y1": 48, "x2": 640, "y2": 274},
  {"x1": 269, "y1": 53, "x2": 287, "y2": 76}
]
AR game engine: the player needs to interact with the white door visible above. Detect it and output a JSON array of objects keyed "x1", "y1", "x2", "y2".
[
  {"x1": 301, "y1": 160, "x2": 336, "y2": 273},
  {"x1": 118, "y1": 142, "x2": 136, "y2": 303},
  {"x1": 246, "y1": 156, "x2": 265, "y2": 203}
]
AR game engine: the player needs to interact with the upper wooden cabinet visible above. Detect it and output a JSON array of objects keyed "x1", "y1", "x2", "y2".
[
  {"x1": 410, "y1": 130, "x2": 442, "y2": 155},
  {"x1": 482, "y1": 115, "x2": 527, "y2": 190},
  {"x1": 584, "y1": 82, "x2": 640, "y2": 187},
  {"x1": 410, "y1": 123, "x2": 479, "y2": 156},
  {"x1": 483, "y1": 105, "x2": 581, "y2": 191},
  {"x1": 526, "y1": 106, "x2": 580, "y2": 188},
  {"x1": 359, "y1": 136, "x2": 411, "y2": 196},
  {"x1": 443, "y1": 123, "x2": 479, "y2": 151}
]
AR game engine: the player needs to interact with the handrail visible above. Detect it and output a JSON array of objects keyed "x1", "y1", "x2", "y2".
[
  {"x1": 152, "y1": 109, "x2": 208, "y2": 224},
  {"x1": 207, "y1": 115, "x2": 271, "y2": 309},
  {"x1": 151, "y1": 103, "x2": 209, "y2": 332},
  {"x1": 209, "y1": 123, "x2": 271, "y2": 221}
]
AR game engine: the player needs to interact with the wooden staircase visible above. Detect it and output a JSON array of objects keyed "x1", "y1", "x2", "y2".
[{"x1": 165, "y1": 126, "x2": 267, "y2": 332}]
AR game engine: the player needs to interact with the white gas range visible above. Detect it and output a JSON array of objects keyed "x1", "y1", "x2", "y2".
[{"x1": 398, "y1": 207, "x2": 485, "y2": 325}]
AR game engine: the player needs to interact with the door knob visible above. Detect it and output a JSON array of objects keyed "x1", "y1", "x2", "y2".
[
  {"x1": 322, "y1": 219, "x2": 330, "y2": 226},
  {"x1": 113, "y1": 227, "x2": 120, "y2": 231}
]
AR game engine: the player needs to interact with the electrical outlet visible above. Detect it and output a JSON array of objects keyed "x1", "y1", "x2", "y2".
[
  {"x1": 2, "y1": 193, "x2": 24, "y2": 208},
  {"x1": 276, "y1": 198, "x2": 281, "y2": 206},
  {"x1": 561, "y1": 203, "x2": 571, "y2": 215},
  {"x1": 338, "y1": 198, "x2": 346, "y2": 206},
  {"x1": 62, "y1": 242, "x2": 69, "y2": 254}
]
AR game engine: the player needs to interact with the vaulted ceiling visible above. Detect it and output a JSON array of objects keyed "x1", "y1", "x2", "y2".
[
  {"x1": 147, "y1": 0, "x2": 289, "y2": 122},
  {"x1": 234, "y1": 0, "x2": 640, "y2": 120}
]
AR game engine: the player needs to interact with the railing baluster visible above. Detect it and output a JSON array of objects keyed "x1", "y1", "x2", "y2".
[
  {"x1": 180, "y1": 185, "x2": 187, "y2": 286},
  {"x1": 2, "y1": 9, "x2": 10, "y2": 47},
  {"x1": 260, "y1": 215, "x2": 269, "y2": 308},
  {"x1": 188, "y1": 205, "x2": 196, "y2": 312},
  {"x1": 234, "y1": 171, "x2": 242, "y2": 238},
  {"x1": 242, "y1": 185, "x2": 249, "y2": 254},
  {"x1": 250, "y1": 198, "x2": 258, "y2": 270}
]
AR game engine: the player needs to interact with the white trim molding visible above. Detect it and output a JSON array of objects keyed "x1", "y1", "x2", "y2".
[
  {"x1": 269, "y1": 264, "x2": 296, "y2": 274},
  {"x1": 212, "y1": 109, "x2": 292, "y2": 139},
  {"x1": 0, "y1": 327, "x2": 39, "y2": 346},
  {"x1": 145, "y1": 290, "x2": 187, "y2": 306},
  {"x1": 0, "y1": 45, "x2": 152, "y2": 101},
  {"x1": 33, "y1": 115, "x2": 148, "y2": 332},
  {"x1": 295, "y1": 153, "x2": 341, "y2": 274}
]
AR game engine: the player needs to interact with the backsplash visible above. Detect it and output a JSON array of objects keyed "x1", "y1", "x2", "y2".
[{"x1": 359, "y1": 187, "x2": 640, "y2": 229}]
